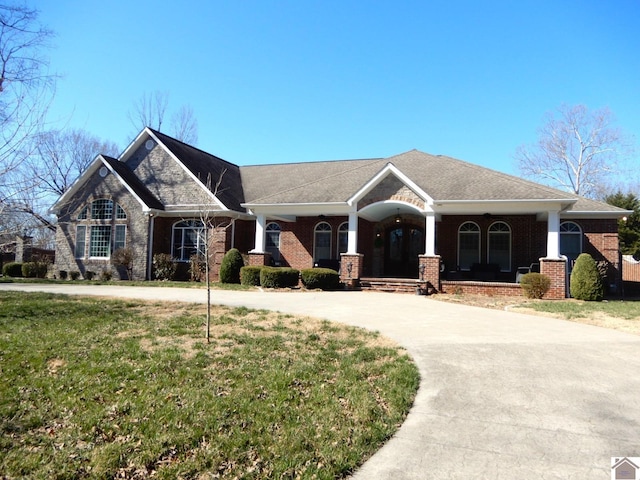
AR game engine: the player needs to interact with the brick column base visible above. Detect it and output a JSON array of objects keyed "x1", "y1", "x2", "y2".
[
  {"x1": 418, "y1": 255, "x2": 441, "y2": 293},
  {"x1": 248, "y1": 252, "x2": 271, "y2": 267},
  {"x1": 540, "y1": 257, "x2": 567, "y2": 299},
  {"x1": 340, "y1": 253, "x2": 364, "y2": 289}
]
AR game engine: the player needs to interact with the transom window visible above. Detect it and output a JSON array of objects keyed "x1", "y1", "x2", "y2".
[
  {"x1": 458, "y1": 222, "x2": 480, "y2": 270},
  {"x1": 314, "y1": 222, "x2": 332, "y2": 262},
  {"x1": 74, "y1": 199, "x2": 128, "y2": 259},
  {"x1": 172, "y1": 220, "x2": 206, "y2": 262},
  {"x1": 265, "y1": 222, "x2": 281, "y2": 263},
  {"x1": 487, "y1": 221, "x2": 511, "y2": 271}
]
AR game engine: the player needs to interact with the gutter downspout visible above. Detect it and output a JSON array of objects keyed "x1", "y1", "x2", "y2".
[{"x1": 147, "y1": 213, "x2": 155, "y2": 280}]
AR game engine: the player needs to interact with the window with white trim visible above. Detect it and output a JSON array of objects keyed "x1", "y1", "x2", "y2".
[
  {"x1": 458, "y1": 222, "x2": 480, "y2": 270},
  {"x1": 314, "y1": 222, "x2": 332, "y2": 262},
  {"x1": 265, "y1": 222, "x2": 281, "y2": 263},
  {"x1": 488, "y1": 221, "x2": 511, "y2": 271},
  {"x1": 560, "y1": 221, "x2": 582, "y2": 267},
  {"x1": 172, "y1": 220, "x2": 205, "y2": 261},
  {"x1": 74, "y1": 199, "x2": 128, "y2": 259}
]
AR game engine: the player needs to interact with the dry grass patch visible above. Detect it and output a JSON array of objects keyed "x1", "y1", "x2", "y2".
[{"x1": 0, "y1": 292, "x2": 419, "y2": 479}]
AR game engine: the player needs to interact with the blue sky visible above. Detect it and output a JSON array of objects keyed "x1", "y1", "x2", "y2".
[{"x1": 36, "y1": 0, "x2": 639, "y2": 176}]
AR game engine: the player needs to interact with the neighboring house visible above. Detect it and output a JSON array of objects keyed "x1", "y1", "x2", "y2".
[{"x1": 50, "y1": 127, "x2": 629, "y2": 298}]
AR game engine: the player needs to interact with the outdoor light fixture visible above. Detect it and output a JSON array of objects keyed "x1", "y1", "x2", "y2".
[
  {"x1": 395, "y1": 208, "x2": 401, "y2": 223},
  {"x1": 419, "y1": 263, "x2": 425, "y2": 280},
  {"x1": 346, "y1": 262, "x2": 353, "y2": 278}
]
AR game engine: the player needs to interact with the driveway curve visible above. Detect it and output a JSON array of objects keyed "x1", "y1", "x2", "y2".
[{"x1": 2, "y1": 283, "x2": 640, "y2": 479}]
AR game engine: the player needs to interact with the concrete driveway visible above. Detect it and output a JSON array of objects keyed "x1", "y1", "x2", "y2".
[{"x1": 2, "y1": 283, "x2": 640, "y2": 479}]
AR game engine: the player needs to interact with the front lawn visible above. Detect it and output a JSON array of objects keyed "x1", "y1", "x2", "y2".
[{"x1": 0, "y1": 292, "x2": 419, "y2": 479}]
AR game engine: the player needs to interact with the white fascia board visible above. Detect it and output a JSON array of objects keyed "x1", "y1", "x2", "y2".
[
  {"x1": 118, "y1": 126, "x2": 153, "y2": 161},
  {"x1": 49, "y1": 155, "x2": 154, "y2": 214},
  {"x1": 348, "y1": 163, "x2": 433, "y2": 206},
  {"x1": 145, "y1": 130, "x2": 227, "y2": 211},
  {"x1": 151, "y1": 209, "x2": 254, "y2": 220},
  {"x1": 433, "y1": 199, "x2": 576, "y2": 215},
  {"x1": 561, "y1": 209, "x2": 632, "y2": 219},
  {"x1": 243, "y1": 202, "x2": 352, "y2": 217}
]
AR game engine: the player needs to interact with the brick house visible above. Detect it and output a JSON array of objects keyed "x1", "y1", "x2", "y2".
[{"x1": 50, "y1": 128, "x2": 629, "y2": 298}]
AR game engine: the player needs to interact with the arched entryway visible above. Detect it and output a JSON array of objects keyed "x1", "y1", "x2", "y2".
[{"x1": 384, "y1": 223, "x2": 424, "y2": 278}]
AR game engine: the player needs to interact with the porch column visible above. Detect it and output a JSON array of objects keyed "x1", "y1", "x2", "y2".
[
  {"x1": 424, "y1": 212, "x2": 436, "y2": 256},
  {"x1": 251, "y1": 214, "x2": 266, "y2": 253},
  {"x1": 248, "y1": 214, "x2": 271, "y2": 267},
  {"x1": 347, "y1": 212, "x2": 358, "y2": 254},
  {"x1": 546, "y1": 210, "x2": 561, "y2": 259}
]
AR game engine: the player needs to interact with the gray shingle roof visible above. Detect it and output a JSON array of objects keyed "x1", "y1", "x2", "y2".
[
  {"x1": 150, "y1": 129, "x2": 245, "y2": 211},
  {"x1": 102, "y1": 156, "x2": 164, "y2": 210}
]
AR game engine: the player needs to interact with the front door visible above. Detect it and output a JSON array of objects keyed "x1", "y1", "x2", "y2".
[{"x1": 384, "y1": 224, "x2": 424, "y2": 277}]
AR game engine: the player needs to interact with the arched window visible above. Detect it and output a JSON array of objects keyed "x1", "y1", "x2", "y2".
[
  {"x1": 265, "y1": 222, "x2": 281, "y2": 264},
  {"x1": 560, "y1": 221, "x2": 582, "y2": 267},
  {"x1": 337, "y1": 222, "x2": 349, "y2": 255},
  {"x1": 74, "y1": 199, "x2": 127, "y2": 258},
  {"x1": 488, "y1": 221, "x2": 511, "y2": 271},
  {"x1": 314, "y1": 222, "x2": 332, "y2": 262},
  {"x1": 458, "y1": 222, "x2": 480, "y2": 270},
  {"x1": 172, "y1": 220, "x2": 205, "y2": 262}
]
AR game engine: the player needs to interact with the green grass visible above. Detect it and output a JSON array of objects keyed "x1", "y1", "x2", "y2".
[
  {"x1": 0, "y1": 277, "x2": 254, "y2": 290},
  {"x1": 520, "y1": 298, "x2": 640, "y2": 320},
  {"x1": 0, "y1": 292, "x2": 419, "y2": 479}
]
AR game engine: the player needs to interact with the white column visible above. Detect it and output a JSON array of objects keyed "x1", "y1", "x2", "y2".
[
  {"x1": 251, "y1": 214, "x2": 266, "y2": 253},
  {"x1": 424, "y1": 212, "x2": 436, "y2": 256},
  {"x1": 347, "y1": 212, "x2": 358, "y2": 254},
  {"x1": 546, "y1": 210, "x2": 561, "y2": 259}
]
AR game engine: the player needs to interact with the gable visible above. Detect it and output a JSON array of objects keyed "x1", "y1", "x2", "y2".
[{"x1": 358, "y1": 172, "x2": 426, "y2": 210}]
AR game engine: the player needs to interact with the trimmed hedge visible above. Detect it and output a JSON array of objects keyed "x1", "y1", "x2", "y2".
[
  {"x1": 520, "y1": 272, "x2": 551, "y2": 299},
  {"x1": 21, "y1": 262, "x2": 48, "y2": 279},
  {"x1": 3, "y1": 262, "x2": 23, "y2": 277},
  {"x1": 260, "y1": 267, "x2": 300, "y2": 289},
  {"x1": 570, "y1": 253, "x2": 604, "y2": 301},
  {"x1": 219, "y1": 248, "x2": 244, "y2": 284},
  {"x1": 240, "y1": 266, "x2": 262, "y2": 286},
  {"x1": 301, "y1": 268, "x2": 341, "y2": 291}
]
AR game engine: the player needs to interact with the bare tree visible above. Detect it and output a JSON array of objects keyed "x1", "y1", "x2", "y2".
[
  {"x1": 0, "y1": 3, "x2": 56, "y2": 242},
  {"x1": 27, "y1": 128, "x2": 119, "y2": 197},
  {"x1": 195, "y1": 171, "x2": 233, "y2": 343},
  {"x1": 129, "y1": 91, "x2": 199, "y2": 144},
  {"x1": 515, "y1": 104, "x2": 633, "y2": 198},
  {"x1": 171, "y1": 105, "x2": 198, "y2": 145}
]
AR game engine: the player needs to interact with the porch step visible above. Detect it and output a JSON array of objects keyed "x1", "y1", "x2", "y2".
[{"x1": 359, "y1": 277, "x2": 422, "y2": 294}]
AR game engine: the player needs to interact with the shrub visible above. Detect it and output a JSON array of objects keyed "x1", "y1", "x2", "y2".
[
  {"x1": 153, "y1": 254, "x2": 177, "y2": 281},
  {"x1": 189, "y1": 254, "x2": 206, "y2": 282},
  {"x1": 240, "y1": 266, "x2": 262, "y2": 286},
  {"x1": 85, "y1": 270, "x2": 95, "y2": 280},
  {"x1": 219, "y1": 248, "x2": 244, "y2": 284},
  {"x1": 570, "y1": 253, "x2": 604, "y2": 301},
  {"x1": 100, "y1": 269, "x2": 112, "y2": 281},
  {"x1": 520, "y1": 272, "x2": 551, "y2": 299},
  {"x1": 21, "y1": 262, "x2": 47, "y2": 278},
  {"x1": 70, "y1": 271, "x2": 80, "y2": 280},
  {"x1": 58, "y1": 270, "x2": 68, "y2": 280},
  {"x1": 260, "y1": 267, "x2": 300, "y2": 289},
  {"x1": 301, "y1": 268, "x2": 341, "y2": 291},
  {"x1": 3, "y1": 262, "x2": 23, "y2": 277},
  {"x1": 111, "y1": 247, "x2": 134, "y2": 280}
]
